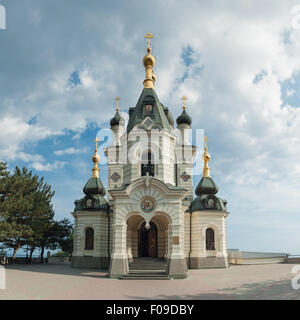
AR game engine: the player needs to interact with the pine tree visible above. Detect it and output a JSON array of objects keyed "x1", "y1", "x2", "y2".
[
  {"x1": 0, "y1": 163, "x2": 57, "y2": 261},
  {"x1": 25, "y1": 177, "x2": 55, "y2": 261},
  {"x1": 0, "y1": 167, "x2": 36, "y2": 258}
]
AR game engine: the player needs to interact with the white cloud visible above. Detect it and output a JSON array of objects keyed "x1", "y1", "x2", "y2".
[
  {"x1": 286, "y1": 88, "x2": 296, "y2": 96},
  {"x1": 54, "y1": 147, "x2": 82, "y2": 156},
  {"x1": 31, "y1": 160, "x2": 67, "y2": 172}
]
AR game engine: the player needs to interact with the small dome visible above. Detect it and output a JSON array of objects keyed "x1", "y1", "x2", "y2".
[
  {"x1": 163, "y1": 105, "x2": 175, "y2": 127},
  {"x1": 195, "y1": 176, "x2": 218, "y2": 196},
  {"x1": 83, "y1": 177, "x2": 106, "y2": 197},
  {"x1": 110, "y1": 111, "x2": 125, "y2": 128},
  {"x1": 176, "y1": 110, "x2": 192, "y2": 126}
]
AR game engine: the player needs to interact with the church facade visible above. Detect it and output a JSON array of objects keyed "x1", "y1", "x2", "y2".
[{"x1": 71, "y1": 34, "x2": 229, "y2": 279}]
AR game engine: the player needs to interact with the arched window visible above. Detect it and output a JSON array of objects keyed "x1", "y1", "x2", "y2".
[
  {"x1": 206, "y1": 228, "x2": 215, "y2": 250},
  {"x1": 85, "y1": 228, "x2": 94, "y2": 250},
  {"x1": 141, "y1": 151, "x2": 155, "y2": 177},
  {"x1": 208, "y1": 199, "x2": 214, "y2": 208}
]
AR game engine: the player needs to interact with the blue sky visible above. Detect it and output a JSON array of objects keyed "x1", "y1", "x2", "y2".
[{"x1": 0, "y1": 0, "x2": 300, "y2": 254}]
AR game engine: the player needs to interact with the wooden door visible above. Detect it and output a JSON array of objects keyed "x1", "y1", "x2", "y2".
[{"x1": 148, "y1": 223, "x2": 157, "y2": 258}]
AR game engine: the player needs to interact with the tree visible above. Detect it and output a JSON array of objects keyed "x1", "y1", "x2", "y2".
[
  {"x1": 0, "y1": 167, "x2": 35, "y2": 258},
  {"x1": 0, "y1": 167, "x2": 55, "y2": 260},
  {"x1": 56, "y1": 219, "x2": 74, "y2": 256},
  {"x1": 25, "y1": 177, "x2": 55, "y2": 261},
  {"x1": 37, "y1": 218, "x2": 73, "y2": 262}
]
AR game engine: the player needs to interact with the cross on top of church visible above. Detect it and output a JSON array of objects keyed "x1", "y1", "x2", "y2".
[
  {"x1": 144, "y1": 32, "x2": 154, "y2": 51},
  {"x1": 182, "y1": 96, "x2": 188, "y2": 110},
  {"x1": 94, "y1": 138, "x2": 100, "y2": 151},
  {"x1": 115, "y1": 97, "x2": 120, "y2": 112}
]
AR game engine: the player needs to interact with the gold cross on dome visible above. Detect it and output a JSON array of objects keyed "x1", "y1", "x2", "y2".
[
  {"x1": 182, "y1": 96, "x2": 188, "y2": 110},
  {"x1": 115, "y1": 97, "x2": 120, "y2": 112},
  {"x1": 94, "y1": 138, "x2": 100, "y2": 151},
  {"x1": 144, "y1": 32, "x2": 154, "y2": 50}
]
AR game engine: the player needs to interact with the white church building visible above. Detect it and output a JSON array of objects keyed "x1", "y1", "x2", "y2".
[{"x1": 71, "y1": 34, "x2": 229, "y2": 279}]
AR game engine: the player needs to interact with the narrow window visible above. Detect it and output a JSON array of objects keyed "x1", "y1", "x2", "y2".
[
  {"x1": 206, "y1": 228, "x2": 215, "y2": 250},
  {"x1": 85, "y1": 228, "x2": 94, "y2": 250},
  {"x1": 141, "y1": 151, "x2": 155, "y2": 177}
]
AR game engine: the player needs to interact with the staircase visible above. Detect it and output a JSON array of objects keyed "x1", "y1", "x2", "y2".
[{"x1": 120, "y1": 258, "x2": 171, "y2": 280}]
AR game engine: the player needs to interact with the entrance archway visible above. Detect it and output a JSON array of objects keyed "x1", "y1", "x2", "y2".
[
  {"x1": 126, "y1": 214, "x2": 169, "y2": 261},
  {"x1": 138, "y1": 221, "x2": 158, "y2": 258}
]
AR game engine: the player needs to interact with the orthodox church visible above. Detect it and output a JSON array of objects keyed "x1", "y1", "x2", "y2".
[{"x1": 71, "y1": 34, "x2": 229, "y2": 279}]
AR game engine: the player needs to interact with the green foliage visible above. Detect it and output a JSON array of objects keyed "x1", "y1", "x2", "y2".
[
  {"x1": 38, "y1": 218, "x2": 73, "y2": 253},
  {"x1": 51, "y1": 250, "x2": 69, "y2": 257},
  {"x1": 0, "y1": 165, "x2": 55, "y2": 259},
  {"x1": 0, "y1": 162, "x2": 74, "y2": 261}
]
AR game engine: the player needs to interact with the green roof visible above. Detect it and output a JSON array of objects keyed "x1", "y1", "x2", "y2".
[
  {"x1": 83, "y1": 177, "x2": 106, "y2": 197},
  {"x1": 190, "y1": 194, "x2": 227, "y2": 212},
  {"x1": 190, "y1": 176, "x2": 227, "y2": 212},
  {"x1": 176, "y1": 110, "x2": 192, "y2": 126},
  {"x1": 127, "y1": 88, "x2": 173, "y2": 132},
  {"x1": 195, "y1": 177, "x2": 218, "y2": 196},
  {"x1": 74, "y1": 176, "x2": 110, "y2": 212},
  {"x1": 110, "y1": 111, "x2": 125, "y2": 127}
]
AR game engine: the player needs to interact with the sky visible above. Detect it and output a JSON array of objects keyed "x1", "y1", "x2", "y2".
[{"x1": 0, "y1": 0, "x2": 300, "y2": 254}]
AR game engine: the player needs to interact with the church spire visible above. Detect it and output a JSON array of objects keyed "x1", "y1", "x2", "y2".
[
  {"x1": 115, "y1": 96, "x2": 120, "y2": 112},
  {"x1": 176, "y1": 96, "x2": 192, "y2": 127},
  {"x1": 91, "y1": 138, "x2": 100, "y2": 178},
  {"x1": 203, "y1": 136, "x2": 211, "y2": 178},
  {"x1": 143, "y1": 33, "x2": 156, "y2": 89},
  {"x1": 182, "y1": 96, "x2": 188, "y2": 111}
]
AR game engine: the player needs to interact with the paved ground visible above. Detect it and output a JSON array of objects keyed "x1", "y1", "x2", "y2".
[{"x1": 0, "y1": 263, "x2": 299, "y2": 300}]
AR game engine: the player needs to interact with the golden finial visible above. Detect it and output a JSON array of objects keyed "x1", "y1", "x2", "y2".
[
  {"x1": 115, "y1": 97, "x2": 120, "y2": 112},
  {"x1": 144, "y1": 32, "x2": 154, "y2": 53},
  {"x1": 92, "y1": 138, "x2": 100, "y2": 178},
  {"x1": 143, "y1": 33, "x2": 156, "y2": 89},
  {"x1": 203, "y1": 136, "x2": 211, "y2": 178},
  {"x1": 182, "y1": 96, "x2": 188, "y2": 111}
]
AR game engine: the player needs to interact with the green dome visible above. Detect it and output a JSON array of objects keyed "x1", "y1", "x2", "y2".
[
  {"x1": 195, "y1": 177, "x2": 218, "y2": 196},
  {"x1": 74, "y1": 177, "x2": 109, "y2": 212},
  {"x1": 83, "y1": 177, "x2": 106, "y2": 197},
  {"x1": 190, "y1": 176, "x2": 226, "y2": 212},
  {"x1": 176, "y1": 110, "x2": 192, "y2": 126},
  {"x1": 110, "y1": 111, "x2": 125, "y2": 127}
]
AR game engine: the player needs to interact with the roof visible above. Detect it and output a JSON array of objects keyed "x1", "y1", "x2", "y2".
[
  {"x1": 74, "y1": 176, "x2": 110, "y2": 212},
  {"x1": 176, "y1": 109, "x2": 192, "y2": 126},
  {"x1": 195, "y1": 176, "x2": 218, "y2": 196},
  {"x1": 126, "y1": 88, "x2": 173, "y2": 133},
  {"x1": 110, "y1": 111, "x2": 125, "y2": 127},
  {"x1": 190, "y1": 194, "x2": 227, "y2": 212},
  {"x1": 83, "y1": 177, "x2": 106, "y2": 197}
]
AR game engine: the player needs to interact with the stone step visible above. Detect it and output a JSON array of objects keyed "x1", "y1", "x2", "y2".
[
  {"x1": 129, "y1": 259, "x2": 167, "y2": 274},
  {"x1": 120, "y1": 273, "x2": 171, "y2": 280}
]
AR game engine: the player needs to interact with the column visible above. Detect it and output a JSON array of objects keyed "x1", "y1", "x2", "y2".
[
  {"x1": 108, "y1": 222, "x2": 129, "y2": 278},
  {"x1": 167, "y1": 223, "x2": 187, "y2": 279}
]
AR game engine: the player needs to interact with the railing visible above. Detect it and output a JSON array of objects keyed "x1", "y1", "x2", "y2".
[
  {"x1": 0, "y1": 255, "x2": 47, "y2": 265},
  {"x1": 286, "y1": 254, "x2": 300, "y2": 264}
]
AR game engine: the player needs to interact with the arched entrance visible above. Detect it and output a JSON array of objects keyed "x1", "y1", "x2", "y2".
[
  {"x1": 126, "y1": 214, "x2": 169, "y2": 261},
  {"x1": 138, "y1": 221, "x2": 158, "y2": 258}
]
